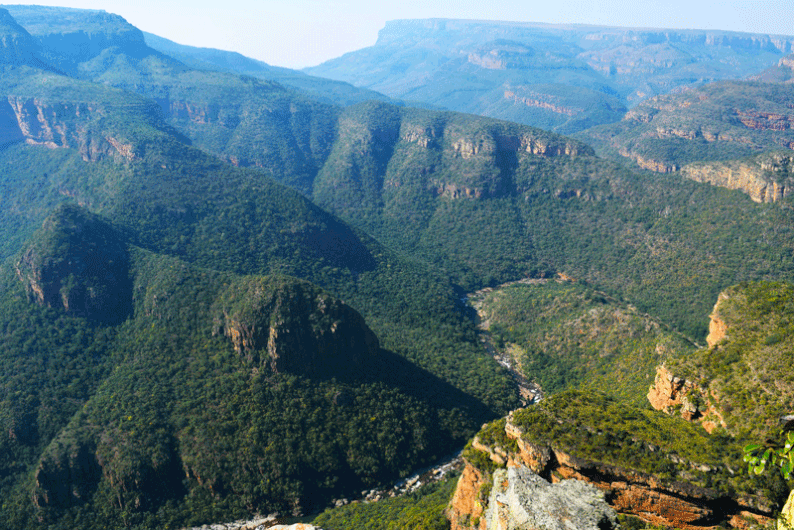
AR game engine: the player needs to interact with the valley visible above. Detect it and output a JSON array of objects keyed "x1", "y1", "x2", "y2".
[{"x1": 0, "y1": 4, "x2": 793, "y2": 530}]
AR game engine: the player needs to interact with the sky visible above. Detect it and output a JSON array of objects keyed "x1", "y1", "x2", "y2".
[{"x1": 4, "y1": 0, "x2": 794, "y2": 69}]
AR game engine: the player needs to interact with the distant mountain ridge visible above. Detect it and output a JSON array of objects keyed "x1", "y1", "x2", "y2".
[
  {"x1": 307, "y1": 18, "x2": 794, "y2": 133},
  {"x1": 141, "y1": 31, "x2": 399, "y2": 108}
]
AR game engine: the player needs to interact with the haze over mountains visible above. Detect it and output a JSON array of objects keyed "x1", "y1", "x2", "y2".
[
  {"x1": 0, "y1": 4, "x2": 793, "y2": 530},
  {"x1": 307, "y1": 19, "x2": 794, "y2": 133}
]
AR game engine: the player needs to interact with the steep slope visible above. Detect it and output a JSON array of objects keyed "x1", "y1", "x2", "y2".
[
  {"x1": 579, "y1": 81, "x2": 794, "y2": 172},
  {"x1": 0, "y1": 7, "x2": 43, "y2": 68},
  {"x1": 680, "y1": 150, "x2": 794, "y2": 203},
  {"x1": 307, "y1": 19, "x2": 793, "y2": 132},
  {"x1": 0, "y1": 204, "x2": 481, "y2": 529},
  {"x1": 304, "y1": 100, "x2": 794, "y2": 339},
  {"x1": 752, "y1": 53, "x2": 794, "y2": 83},
  {"x1": 142, "y1": 31, "x2": 397, "y2": 108},
  {"x1": 470, "y1": 279, "x2": 695, "y2": 407},
  {"x1": 5, "y1": 4, "x2": 340, "y2": 194},
  {"x1": 12, "y1": 7, "x2": 794, "y2": 342},
  {"x1": 448, "y1": 393, "x2": 780, "y2": 530},
  {"x1": 650, "y1": 281, "x2": 794, "y2": 441}
]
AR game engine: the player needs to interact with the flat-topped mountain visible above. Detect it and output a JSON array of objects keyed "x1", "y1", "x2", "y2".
[{"x1": 306, "y1": 19, "x2": 794, "y2": 133}]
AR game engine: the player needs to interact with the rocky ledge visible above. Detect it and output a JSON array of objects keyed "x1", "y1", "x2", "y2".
[{"x1": 447, "y1": 394, "x2": 773, "y2": 530}]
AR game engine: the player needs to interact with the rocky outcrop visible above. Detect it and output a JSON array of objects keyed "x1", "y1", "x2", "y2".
[
  {"x1": 621, "y1": 149, "x2": 679, "y2": 173},
  {"x1": 484, "y1": 467, "x2": 618, "y2": 530},
  {"x1": 15, "y1": 204, "x2": 133, "y2": 323},
  {"x1": 448, "y1": 464, "x2": 488, "y2": 530},
  {"x1": 706, "y1": 292, "x2": 730, "y2": 347},
  {"x1": 449, "y1": 407, "x2": 770, "y2": 530},
  {"x1": 682, "y1": 155, "x2": 794, "y2": 203},
  {"x1": 215, "y1": 278, "x2": 379, "y2": 377},
  {"x1": 1, "y1": 96, "x2": 140, "y2": 162},
  {"x1": 503, "y1": 91, "x2": 583, "y2": 117}
]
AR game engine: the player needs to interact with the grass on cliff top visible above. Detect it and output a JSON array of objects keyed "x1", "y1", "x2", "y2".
[{"x1": 508, "y1": 391, "x2": 779, "y2": 499}]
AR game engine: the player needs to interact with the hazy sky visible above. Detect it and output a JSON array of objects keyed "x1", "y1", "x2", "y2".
[{"x1": 5, "y1": 0, "x2": 794, "y2": 68}]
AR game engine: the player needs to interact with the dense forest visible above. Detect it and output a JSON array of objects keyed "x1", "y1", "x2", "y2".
[{"x1": 0, "y1": 5, "x2": 793, "y2": 530}]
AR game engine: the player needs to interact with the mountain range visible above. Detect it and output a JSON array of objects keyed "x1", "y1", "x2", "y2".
[{"x1": 0, "y1": 5, "x2": 793, "y2": 530}]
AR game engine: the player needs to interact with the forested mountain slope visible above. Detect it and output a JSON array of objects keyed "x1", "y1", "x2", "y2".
[
  {"x1": 579, "y1": 80, "x2": 794, "y2": 172},
  {"x1": 3, "y1": 6, "x2": 794, "y2": 529},
  {"x1": 0, "y1": 14, "x2": 519, "y2": 528},
  {"x1": 6, "y1": 5, "x2": 794, "y2": 341}
]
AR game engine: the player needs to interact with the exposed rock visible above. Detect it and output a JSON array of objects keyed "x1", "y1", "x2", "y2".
[
  {"x1": 449, "y1": 408, "x2": 770, "y2": 530},
  {"x1": 215, "y1": 277, "x2": 379, "y2": 377},
  {"x1": 484, "y1": 467, "x2": 618, "y2": 530},
  {"x1": 15, "y1": 203, "x2": 133, "y2": 323},
  {"x1": 779, "y1": 490, "x2": 794, "y2": 530},
  {"x1": 706, "y1": 292, "x2": 730, "y2": 347},
  {"x1": 503, "y1": 91, "x2": 583, "y2": 117},
  {"x1": 619, "y1": 147, "x2": 679, "y2": 173},
  {"x1": 448, "y1": 462, "x2": 488, "y2": 530},
  {"x1": 646, "y1": 366, "x2": 726, "y2": 433},
  {"x1": 682, "y1": 160, "x2": 792, "y2": 203},
  {"x1": 2, "y1": 96, "x2": 140, "y2": 162}
]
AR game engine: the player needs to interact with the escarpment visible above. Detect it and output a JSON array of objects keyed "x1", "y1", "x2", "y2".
[
  {"x1": 681, "y1": 153, "x2": 794, "y2": 203},
  {"x1": 648, "y1": 281, "x2": 794, "y2": 441},
  {"x1": 448, "y1": 393, "x2": 775, "y2": 530},
  {"x1": 0, "y1": 95, "x2": 141, "y2": 161}
]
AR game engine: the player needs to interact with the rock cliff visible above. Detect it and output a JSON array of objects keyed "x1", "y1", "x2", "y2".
[
  {"x1": 214, "y1": 276, "x2": 380, "y2": 377},
  {"x1": 0, "y1": 95, "x2": 144, "y2": 162},
  {"x1": 648, "y1": 281, "x2": 794, "y2": 442},
  {"x1": 681, "y1": 152, "x2": 794, "y2": 203},
  {"x1": 15, "y1": 203, "x2": 132, "y2": 323},
  {"x1": 448, "y1": 394, "x2": 774, "y2": 530}
]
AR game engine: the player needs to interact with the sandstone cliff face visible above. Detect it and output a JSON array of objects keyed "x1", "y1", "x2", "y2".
[
  {"x1": 449, "y1": 410, "x2": 771, "y2": 530},
  {"x1": 0, "y1": 95, "x2": 140, "y2": 162},
  {"x1": 646, "y1": 292, "x2": 733, "y2": 433},
  {"x1": 503, "y1": 90, "x2": 583, "y2": 117},
  {"x1": 215, "y1": 278, "x2": 379, "y2": 377},
  {"x1": 681, "y1": 154, "x2": 794, "y2": 203}
]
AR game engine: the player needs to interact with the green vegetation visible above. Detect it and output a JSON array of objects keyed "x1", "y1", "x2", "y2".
[
  {"x1": 0, "y1": 216, "x2": 497, "y2": 528},
  {"x1": 509, "y1": 391, "x2": 772, "y2": 499},
  {"x1": 667, "y1": 281, "x2": 794, "y2": 441},
  {"x1": 4, "y1": 7, "x2": 794, "y2": 529},
  {"x1": 312, "y1": 475, "x2": 458, "y2": 530},
  {"x1": 744, "y1": 431, "x2": 794, "y2": 480},
  {"x1": 581, "y1": 81, "x2": 794, "y2": 169},
  {"x1": 306, "y1": 20, "x2": 787, "y2": 133},
  {"x1": 473, "y1": 280, "x2": 695, "y2": 405}
]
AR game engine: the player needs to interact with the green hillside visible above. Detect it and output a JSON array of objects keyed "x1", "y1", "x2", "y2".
[
  {"x1": 665, "y1": 281, "x2": 794, "y2": 441},
  {"x1": 0, "y1": 54, "x2": 516, "y2": 530},
  {"x1": 0, "y1": 205, "x2": 489, "y2": 529},
  {"x1": 471, "y1": 280, "x2": 695, "y2": 406}
]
